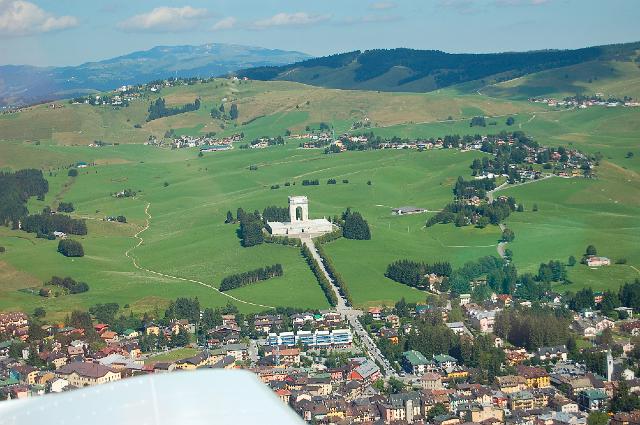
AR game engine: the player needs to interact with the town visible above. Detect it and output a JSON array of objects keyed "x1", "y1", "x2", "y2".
[{"x1": 2, "y1": 270, "x2": 640, "y2": 424}]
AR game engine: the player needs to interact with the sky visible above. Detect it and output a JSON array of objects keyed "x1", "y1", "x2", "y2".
[{"x1": 0, "y1": 0, "x2": 639, "y2": 66}]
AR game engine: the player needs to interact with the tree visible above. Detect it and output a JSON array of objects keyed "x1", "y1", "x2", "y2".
[
  {"x1": 506, "y1": 116, "x2": 515, "y2": 126},
  {"x1": 427, "y1": 404, "x2": 448, "y2": 420},
  {"x1": 501, "y1": 228, "x2": 515, "y2": 242},
  {"x1": 586, "y1": 245, "x2": 598, "y2": 256},
  {"x1": 342, "y1": 210, "x2": 371, "y2": 240},
  {"x1": 33, "y1": 307, "x2": 46, "y2": 318},
  {"x1": 611, "y1": 381, "x2": 640, "y2": 412},
  {"x1": 68, "y1": 168, "x2": 78, "y2": 177},
  {"x1": 225, "y1": 211, "x2": 234, "y2": 224},
  {"x1": 532, "y1": 204, "x2": 538, "y2": 211},
  {"x1": 57, "y1": 239, "x2": 84, "y2": 257},
  {"x1": 568, "y1": 255, "x2": 577, "y2": 266},
  {"x1": 57, "y1": 202, "x2": 74, "y2": 212},
  {"x1": 116, "y1": 215, "x2": 127, "y2": 223},
  {"x1": 587, "y1": 412, "x2": 609, "y2": 425},
  {"x1": 386, "y1": 377, "x2": 404, "y2": 394},
  {"x1": 229, "y1": 104, "x2": 239, "y2": 120},
  {"x1": 240, "y1": 220, "x2": 264, "y2": 247},
  {"x1": 470, "y1": 116, "x2": 486, "y2": 127}
]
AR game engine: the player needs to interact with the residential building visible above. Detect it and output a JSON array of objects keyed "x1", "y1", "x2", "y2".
[{"x1": 56, "y1": 362, "x2": 121, "y2": 387}]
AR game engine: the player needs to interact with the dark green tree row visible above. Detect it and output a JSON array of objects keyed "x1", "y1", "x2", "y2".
[
  {"x1": 57, "y1": 202, "x2": 74, "y2": 213},
  {"x1": 220, "y1": 264, "x2": 283, "y2": 291},
  {"x1": 22, "y1": 208, "x2": 87, "y2": 236},
  {"x1": 494, "y1": 307, "x2": 571, "y2": 350},
  {"x1": 341, "y1": 208, "x2": 371, "y2": 240},
  {"x1": 537, "y1": 260, "x2": 567, "y2": 283},
  {"x1": 301, "y1": 245, "x2": 338, "y2": 306},
  {"x1": 147, "y1": 97, "x2": 200, "y2": 121},
  {"x1": 316, "y1": 244, "x2": 353, "y2": 306},
  {"x1": 237, "y1": 208, "x2": 264, "y2": 247},
  {"x1": 164, "y1": 297, "x2": 201, "y2": 323},
  {"x1": 385, "y1": 259, "x2": 452, "y2": 288},
  {"x1": 262, "y1": 205, "x2": 289, "y2": 223},
  {"x1": 0, "y1": 169, "x2": 49, "y2": 227},
  {"x1": 46, "y1": 276, "x2": 89, "y2": 294}
]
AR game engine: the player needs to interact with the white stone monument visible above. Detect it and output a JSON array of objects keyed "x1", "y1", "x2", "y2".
[{"x1": 267, "y1": 196, "x2": 334, "y2": 236}]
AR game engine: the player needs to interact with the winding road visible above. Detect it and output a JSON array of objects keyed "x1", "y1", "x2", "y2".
[{"x1": 124, "y1": 202, "x2": 275, "y2": 309}]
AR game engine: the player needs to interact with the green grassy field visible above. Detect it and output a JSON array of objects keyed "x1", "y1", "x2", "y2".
[
  {"x1": 0, "y1": 75, "x2": 638, "y2": 319},
  {"x1": 144, "y1": 347, "x2": 199, "y2": 364}
]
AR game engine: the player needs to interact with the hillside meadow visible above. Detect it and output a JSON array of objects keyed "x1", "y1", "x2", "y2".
[{"x1": 0, "y1": 78, "x2": 638, "y2": 318}]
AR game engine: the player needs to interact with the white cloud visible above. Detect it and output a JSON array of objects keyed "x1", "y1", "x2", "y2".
[
  {"x1": 118, "y1": 6, "x2": 209, "y2": 32},
  {"x1": 343, "y1": 14, "x2": 402, "y2": 24},
  {"x1": 369, "y1": 2, "x2": 397, "y2": 10},
  {"x1": 439, "y1": 0, "x2": 552, "y2": 14},
  {"x1": 212, "y1": 16, "x2": 236, "y2": 31},
  {"x1": 0, "y1": 0, "x2": 78, "y2": 36},
  {"x1": 252, "y1": 12, "x2": 331, "y2": 29}
]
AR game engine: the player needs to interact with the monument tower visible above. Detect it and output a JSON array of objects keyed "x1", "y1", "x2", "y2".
[{"x1": 267, "y1": 196, "x2": 334, "y2": 236}]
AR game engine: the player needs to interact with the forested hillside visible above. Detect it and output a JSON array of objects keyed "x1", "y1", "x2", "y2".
[{"x1": 237, "y1": 42, "x2": 640, "y2": 93}]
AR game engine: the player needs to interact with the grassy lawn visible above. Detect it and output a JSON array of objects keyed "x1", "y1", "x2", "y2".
[{"x1": 144, "y1": 347, "x2": 199, "y2": 364}]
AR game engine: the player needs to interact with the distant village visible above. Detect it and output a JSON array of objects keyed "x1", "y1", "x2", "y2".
[
  {"x1": 145, "y1": 133, "x2": 243, "y2": 151},
  {"x1": 530, "y1": 94, "x2": 640, "y2": 109}
]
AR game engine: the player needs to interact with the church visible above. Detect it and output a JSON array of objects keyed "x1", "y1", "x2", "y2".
[{"x1": 266, "y1": 196, "x2": 334, "y2": 236}]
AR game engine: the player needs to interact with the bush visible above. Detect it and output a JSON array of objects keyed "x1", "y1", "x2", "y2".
[
  {"x1": 0, "y1": 246, "x2": 5, "y2": 253},
  {"x1": 57, "y1": 202, "x2": 74, "y2": 212},
  {"x1": 68, "y1": 169, "x2": 78, "y2": 177},
  {"x1": 470, "y1": 116, "x2": 486, "y2": 127},
  {"x1": 501, "y1": 228, "x2": 515, "y2": 242},
  {"x1": 57, "y1": 239, "x2": 84, "y2": 257},
  {"x1": 327, "y1": 179, "x2": 337, "y2": 184},
  {"x1": 116, "y1": 215, "x2": 127, "y2": 223},
  {"x1": 33, "y1": 307, "x2": 46, "y2": 318}
]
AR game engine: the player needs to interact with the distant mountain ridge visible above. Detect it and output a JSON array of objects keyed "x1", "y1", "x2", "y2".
[
  {"x1": 236, "y1": 42, "x2": 640, "y2": 93},
  {"x1": 0, "y1": 44, "x2": 311, "y2": 107}
]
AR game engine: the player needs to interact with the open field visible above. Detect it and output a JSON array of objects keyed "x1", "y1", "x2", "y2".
[
  {"x1": 0, "y1": 77, "x2": 639, "y2": 318},
  {"x1": 144, "y1": 348, "x2": 199, "y2": 365},
  {"x1": 0, "y1": 143, "x2": 505, "y2": 319}
]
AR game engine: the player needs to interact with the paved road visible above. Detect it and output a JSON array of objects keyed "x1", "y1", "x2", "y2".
[{"x1": 301, "y1": 236, "x2": 396, "y2": 377}]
